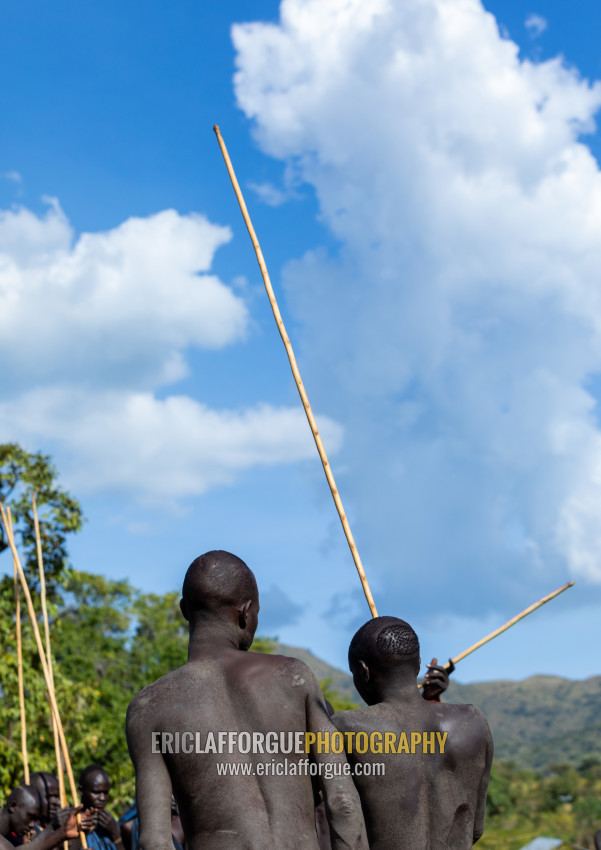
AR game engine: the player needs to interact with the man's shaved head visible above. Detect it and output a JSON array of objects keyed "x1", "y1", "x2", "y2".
[
  {"x1": 79, "y1": 765, "x2": 108, "y2": 788},
  {"x1": 349, "y1": 616, "x2": 420, "y2": 673},
  {"x1": 181, "y1": 551, "x2": 258, "y2": 619},
  {"x1": 5, "y1": 786, "x2": 40, "y2": 836},
  {"x1": 7, "y1": 786, "x2": 39, "y2": 810},
  {"x1": 28, "y1": 773, "x2": 59, "y2": 824},
  {"x1": 29, "y1": 772, "x2": 58, "y2": 793}
]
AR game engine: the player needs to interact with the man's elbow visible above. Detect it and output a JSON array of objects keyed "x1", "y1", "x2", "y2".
[
  {"x1": 328, "y1": 790, "x2": 360, "y2": 819},
  {"x1": 325, "y1": 791, "x2": 367, "y2": 848}
]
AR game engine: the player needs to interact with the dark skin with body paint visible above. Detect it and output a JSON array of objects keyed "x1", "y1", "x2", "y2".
[
  {"x1": 0, "y1": 787, "x2": 83, "y2": 850},
  {"x1": 126, "y1": 550, "x2": 368, "y2": 850},
  {"x1": 333, "y1": 617, "x2": 493, "y2": 850},
  {"x1": 315, "y1": 661, "x2": 452, "y2": 850}
]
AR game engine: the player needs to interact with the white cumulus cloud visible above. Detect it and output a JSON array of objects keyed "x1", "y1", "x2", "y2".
[
  {"x1": 232, "y1": 0, "x2": 601, "y2": 618},
  {"x1": 0, "y1": 387, "x2": 342, "y2": 501},
  {"x1": 0, "y1": 200, "x2": 247, "y2": 387},
  {"x1": 0, "y1": 199, "x2": 343, "y2": 501}
]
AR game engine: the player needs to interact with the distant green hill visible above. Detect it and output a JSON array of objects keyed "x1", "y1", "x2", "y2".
[
  {"x1": 277, "y1": 643, "x2": 601, "y2": 770},
  {"x1": 444, "y1": 675, "x2": 601, "y2": 769}
]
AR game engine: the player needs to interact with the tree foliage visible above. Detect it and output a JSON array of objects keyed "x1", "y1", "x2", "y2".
[
  {"x1": 320, "y1": 678, "x2": 360, "y2": 712},
  {"x1": 481, "y1": 759, "x2": 601, "y2": 848},
  {"x1": 0, "y1": 443, "x2": 84, "y2": 588},
  {"x1": 249, "y1": 636, "x2": 279, "y2": 655}
]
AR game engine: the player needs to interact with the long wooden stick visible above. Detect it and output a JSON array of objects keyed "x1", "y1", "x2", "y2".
[
  {"x1": 14, "y1": 552, "x2": 29, "y2": 783},
  {"x1": 1, "y1": 505, "x2": 87, "y2": 848},
  {"x1": 419, "y1": 580, "x2": 575, "y2": 687},
  {"x1": 214, "y1": 124, "x2": 378, "y2": 618},
  {"x1": 32, "y1": 493, "x2": 67, "y2": 810}
]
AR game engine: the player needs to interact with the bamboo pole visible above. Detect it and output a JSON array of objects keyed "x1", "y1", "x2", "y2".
[
  {"x1": 14, "y1": 552, "x2": 29, "y2": 783},
  {"x1": 419, "y1": 580, "x2": 575, "y2": 688},
  {"x1": 214, "y1": 124, "x2": 378, "y2": 618},
  {"x1": 32, "y1": 494, "x2": 68, "y2": 825},
  {"x1": 0, "y1": 504, "x2": 87, "y2": 848}
]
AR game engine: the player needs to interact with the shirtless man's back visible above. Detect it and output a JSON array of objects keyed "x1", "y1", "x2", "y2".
[
  {"x1": 126, "y1": 551, "x2": 367, "y2": 850},
  {"x1": 334, "y1": 616, "x2": 493, "y2": 849}
]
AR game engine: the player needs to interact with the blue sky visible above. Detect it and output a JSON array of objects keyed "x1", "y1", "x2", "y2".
[{"x1": 2, "y1": 0, "x2": 601, "y2": 684}]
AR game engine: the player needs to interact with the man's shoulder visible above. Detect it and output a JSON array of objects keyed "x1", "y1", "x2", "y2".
[
  {"x1": 331, "y1": 707, "x2": 368, "y2": 732},
  {"x1": 247, "y1": 652, "x2": 319, "y2": 688},
  {"x1": 127, "y1": 666, "x2": 185, "y2": 718},
  {"x1": 438, "y1": 702, "x2": 493, "y2": 748},
  {"x1": 274, "y1": 653, "x2": 316, "y2": 678},
  {"x1": 440, "y1": 701, "x2": 490, "y2": 726}
]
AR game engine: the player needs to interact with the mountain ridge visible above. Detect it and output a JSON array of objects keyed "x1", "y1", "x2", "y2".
[{"x1": 275, "y1": 642, "x2": 601, "y2": 770}]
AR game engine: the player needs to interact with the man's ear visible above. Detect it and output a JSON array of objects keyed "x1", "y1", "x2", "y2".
[
  {"x1": 179, "y1": 597, "x2": 189, "y2": 622},
  {"x1": 238, "y1": 599, "x2": 252, "y2": 629},
  {"x1": 7, "y1": 799, "x2": 17, "y2": 813},
  {"x1": 359, "y1": 659, "x2": 370, "y2": 682}
]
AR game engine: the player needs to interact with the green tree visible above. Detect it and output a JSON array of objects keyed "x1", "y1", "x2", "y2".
[
  {"x1": 0, "y1": 573, "x2": 101, "y2": 796},
  {"x1": 319, "y1": 678, "x2": 359, "y2": 712},
  {"x1": 486, "y1": 762, "x2": 519, "y2": 816},
  {"x1": 250, "y1": 636, "x2": 279, "y2": 654},
  {"x1": 0, "y1": 443, "x2": 84, "y2": 587},
  {"x1": 129, "y1": 592, "x2": 188, "y2": 686}
]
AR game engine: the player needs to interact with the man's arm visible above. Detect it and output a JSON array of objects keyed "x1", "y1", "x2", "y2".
[
  {"x1": 126, "y1": 691, "x2": 173, "y2": 850},
  {"x1": 301, "y1": 664, "x2": 368, "y2": 850},
  {"x1": 119, "y1": 819, "x2": 134, "y2": 850},
  {"x1": 26, "y1": 808, "x2": 84, "y2": 850},
  {"x1": 473, "y1": 713, "x2": 494, "y2": 845}
]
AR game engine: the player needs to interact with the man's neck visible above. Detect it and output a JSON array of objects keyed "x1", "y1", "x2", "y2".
[
  {"x1": 0, "y1": 812, "x2": 12, "y2": 839},
  {"x1": 187, "y1": 620, "x2": 243, "y2": 662},
  {"x1": 371, "y1": 676, "x2": 424, "y2": 708}
]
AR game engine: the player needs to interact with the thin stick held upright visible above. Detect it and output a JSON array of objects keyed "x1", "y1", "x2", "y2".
[
  {"x1": 0, "y1": 504, "x2": 88, "y2": 849},
  {"x1": 419, "y1": 580, "x2": 575, "y2": 688},
  {"x1": 213, "y1": 124, "x2": 378, "y2": 618},
  {"x1": 32, "y1": 493, "x2": 67, "y2": 809},
  {"x1": 13, "y1": 553, "x2": 29, "y2": 783}
]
